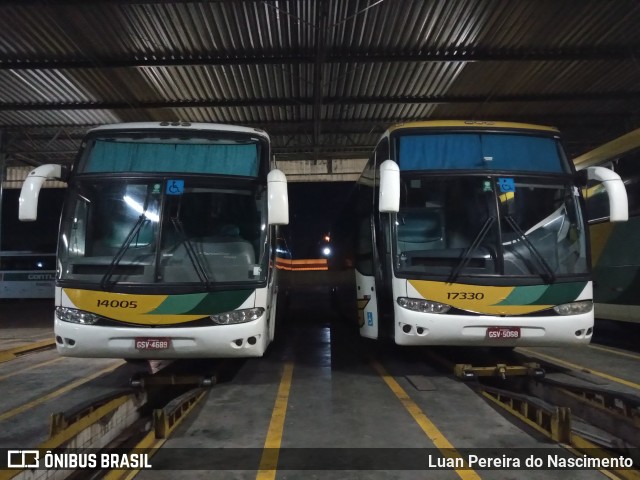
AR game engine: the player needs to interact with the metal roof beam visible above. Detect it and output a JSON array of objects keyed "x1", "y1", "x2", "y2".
[
  {"x1": 2, "y1": 92, "x2": 640, "y2": 111},
  {"x1": 312, "y1": 0, "x2": 329, "y2": 162},
  {"x1": 2, "y1": 114, "x2": 639, "y2": 133},
  {"x1": 2, "y1": 47, "x2": 640, "y2": 70}
]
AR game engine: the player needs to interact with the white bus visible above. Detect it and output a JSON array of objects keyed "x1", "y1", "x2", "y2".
[
  {"x1": 350, "y1": 121, "x2": 627, "y2": 346},
  {"x1": 20, "y1": 122, "x2": 289, "y2": 359},
  {"x1": 1, "y1": 186, "x2": 63, "y2": 299},
  {"x1": 0, "y1": 252, "x2": 56, "y2": 299}
]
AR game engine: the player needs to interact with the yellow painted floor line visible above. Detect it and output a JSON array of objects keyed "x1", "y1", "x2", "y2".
[
  {"x1": 560, "y1": 443, "x2": 621, "y2": 480},
  {"x1": 105, "y1": 433, "x2": 166, "y2": 480},
  {"x1": 256, "y1": 361, "x2": 294, "y2": 480},
  {"x1": 0, "y1": 339, "x2": 56, "y2": 364},
  {"x1": 589, "y1": 344, "x2": 640, "y2": 361},
  {"x1": 371, "y1": 360, "x2": 481, "y2": 480},
  {"x1": 0, "y1": 361, "x2": 124, "y2": 422},
  {"x1": 0, "y1": 336, "x2": 51, "y2": 351},
  {"x1": 0, "y1": 357, "x2": 64, "y2": 382},
  {"x1": 518, "y1": 348, "x2": 640, "y2": 391}
]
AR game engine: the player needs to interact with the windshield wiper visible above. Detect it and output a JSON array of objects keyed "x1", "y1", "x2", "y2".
[
  {"x1": 100, "y1": 213, "x2": 150, "y2": 289},
  {"x1": 447, "y1": 217, "x2": 496, "y2": 284},
  {"x1": 100, "y1": 186, "x2": 156, "y2": 288},
  {"x1": 170, "y1": 217, "x2": 212, "y2": 287},
  {"x1": 504, "y1": 216, "x2": 556, "y2": 283}
]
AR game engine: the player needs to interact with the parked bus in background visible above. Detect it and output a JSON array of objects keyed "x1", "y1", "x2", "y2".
[
  {"x1": 1, "y1": 178, "x2": 64, "y2": 299},
  {"x1": 19, "y1": 122, "x2": 289, "y2": 359},
  {"x1": 574, "y1": 128, "x2": 640, "y2": 324},
  {"x1": 347, "y1": 120, "x2": 627, "y2": 347}
]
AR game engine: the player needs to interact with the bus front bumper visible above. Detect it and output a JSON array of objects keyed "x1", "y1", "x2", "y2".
[
  {"x1": 54, "y1": 317, "x2": 268, "y2": 359},
  {"x1": 393, "y1": 306, "x2": 593, "y2": 347}
]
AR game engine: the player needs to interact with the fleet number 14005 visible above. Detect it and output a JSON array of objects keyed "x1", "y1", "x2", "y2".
[{"x1": 97, "y1": 300, "x2": 138, "y2": 308}]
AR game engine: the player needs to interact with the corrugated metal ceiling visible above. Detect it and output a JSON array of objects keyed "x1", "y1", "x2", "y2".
[{"x1": 1, "y1": 0, "x2": 640, "y2": 167}]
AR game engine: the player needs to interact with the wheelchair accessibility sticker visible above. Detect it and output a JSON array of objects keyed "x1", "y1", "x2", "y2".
[
  {"x1": 166, "y1": 180, "x2": 184, "y2": 195},
  {"x1": 497, "y1": 178, "x2": 515, "y2": 193}
]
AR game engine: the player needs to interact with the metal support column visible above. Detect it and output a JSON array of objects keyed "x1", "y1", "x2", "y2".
[{"x1": 0, "y1": 129, "x2": 5, "y2": 253}]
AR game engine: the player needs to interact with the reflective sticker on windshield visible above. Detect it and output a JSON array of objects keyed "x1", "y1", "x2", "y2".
[
  {"x1": 166, "y1": 180, "x2": 184, "y2": 195},
  {"x1": 498, "y1": 177, "x2": 515, "y2": 192}
]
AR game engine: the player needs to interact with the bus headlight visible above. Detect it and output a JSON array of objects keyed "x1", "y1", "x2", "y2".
[
  {"x1": 397, "y1": 297, "x2": 451, "y2": 314},
  {"x1": 210, "y1": 307, "x2": 265, "y2": 325},
  {"x1": 56, "y1": 307, "x2": 100, "y2": 325},
  {"x1": 553, "y1": 301, "x2": 593, "y2": 315}
]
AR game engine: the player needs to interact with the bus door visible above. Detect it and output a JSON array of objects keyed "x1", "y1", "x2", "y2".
[
  {"x1": 355, "y1": 165, "x2": 379, "y2": 339},
  {"x1": 373, "y1": 209, "x2": 395, "y2": 339}
]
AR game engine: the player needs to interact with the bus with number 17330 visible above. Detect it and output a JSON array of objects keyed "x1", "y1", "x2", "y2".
[{"x1": 341, "y1": 120, "x2": 628, "y2": 347}]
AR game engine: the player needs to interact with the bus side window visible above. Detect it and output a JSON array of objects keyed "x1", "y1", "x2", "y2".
[{"x1": 70, "y1": 197, "x2": 89, "y2": 256}]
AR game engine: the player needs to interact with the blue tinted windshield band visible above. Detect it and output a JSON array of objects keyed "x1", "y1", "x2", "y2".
[
  {"x1": 398, "y1": 133, "x2": 564, "y2": 173},
  {"x1": 85, "y1": 140, "x2": 259, "y2": 176}
]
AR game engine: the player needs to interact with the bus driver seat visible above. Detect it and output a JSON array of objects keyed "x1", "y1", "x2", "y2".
[{"x1": 396, "y1": 208, "x2": 445, "y2": 253}]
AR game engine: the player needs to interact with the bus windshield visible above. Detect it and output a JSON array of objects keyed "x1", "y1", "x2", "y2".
[
  {"x1": 394, "y1": 175, "x2": 588, "y2": 280},
  {"x1": 58, "y1": 178, "x2": 267, "y2": 288}
]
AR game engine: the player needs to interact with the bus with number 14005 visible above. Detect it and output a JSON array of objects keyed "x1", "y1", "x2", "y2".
[{"x1": 20, "y1": 122, "x2": 289, "y2": 359}]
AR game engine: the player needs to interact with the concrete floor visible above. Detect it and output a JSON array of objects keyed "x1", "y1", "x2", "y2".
[
  {"x1": 0, "y1": 274, "x2": 638, "y2": 478},
  {"x1": 0, "y1": 299, "x2": 54, "y2": 349},
  {"x1": 138, "y1": 283, "x2": 610, "y2": 480}
]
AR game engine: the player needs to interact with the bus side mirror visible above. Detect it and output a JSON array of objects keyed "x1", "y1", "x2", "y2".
[
  {"x1": 379, "y1": 160, "x2": 400, "y2": 213},
  {"x1": 587, "y1": 166, "x2": 628, "y2": 222},
  {"x1": 267, "y1": 169, "x2": 289, "y2": 225},
  {"x1": 19, "y1": 164, "x2": 63, "y2": 221}
]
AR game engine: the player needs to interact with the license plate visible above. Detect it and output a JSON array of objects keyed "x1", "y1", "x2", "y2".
[
  {"x1": 486, "y1": 327, "x2": 521, "y2": 339},
  {"x1": 135, "y1": 337, "x2": 171, "y2": 350}
]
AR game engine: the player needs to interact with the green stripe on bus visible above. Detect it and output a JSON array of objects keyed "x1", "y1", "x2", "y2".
[
  {"x1": 494, "y1": 284, "x2": 547, "y2": 306},
  {"x1": 148, "y1": 293, "x2": 208, "y2": 314},
  {"x1": 496, "y1": 282, "x2": 587, "y2": 306},
  {"x1": 186, "y1": 290, "x2": 254, "y2": 314},
  {"x1": 533, "y1": 282, "x2": 587, "y2": 305},
  {"x1": 149, "y1": 290, "x2": 253, "y2": 315}
]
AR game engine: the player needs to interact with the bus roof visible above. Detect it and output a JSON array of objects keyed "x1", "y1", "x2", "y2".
[
  {"x1": 573, "y1": 127, "x2": 640, "y2": 170},
  {"x1": 386, "y1": 120, "x2": 559, "y2": 136},
  {"x1": 88, "y1": 122, "x2": 270, "y2": 140}
]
